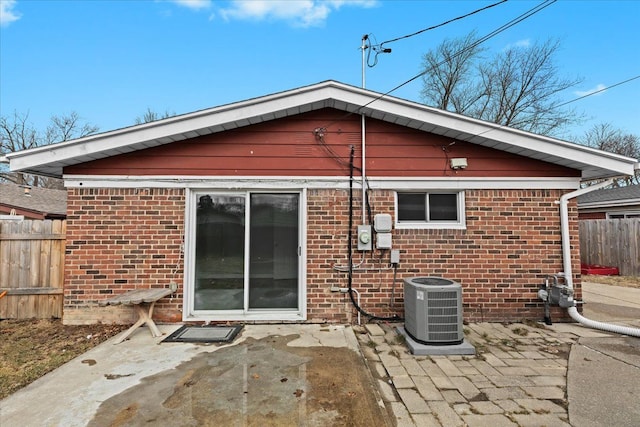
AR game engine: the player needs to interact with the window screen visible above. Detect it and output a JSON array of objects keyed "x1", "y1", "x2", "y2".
[{"x1": 397, "y1": 192, "x2": 460, "y2": 223}]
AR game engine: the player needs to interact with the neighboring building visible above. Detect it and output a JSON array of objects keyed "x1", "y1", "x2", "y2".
[
  {"x1": 0, "y1": 182, "x2": 67, "y2": 219},
  {"x1": 577, "y1": 184, "x2": 640, "y2": 219},
  {"x1": 3, "y1": 81, "x2": 638, "y2": 325}
]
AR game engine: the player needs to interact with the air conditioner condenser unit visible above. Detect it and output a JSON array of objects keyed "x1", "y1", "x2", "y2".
[{"x1": 403, "y1": 277, "x2": 464, "y2": 345}]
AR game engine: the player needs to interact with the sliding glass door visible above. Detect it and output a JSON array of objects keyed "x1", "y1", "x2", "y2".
[
  {"x1": 248, "y1": 194, "x2": 299, "y2": 309},
  {"x1": 191, "y1": 192, "x2": 300, "y2": 317},
  {"x1": 194, "y1": 194, "x2": 245, "y2": 310}
]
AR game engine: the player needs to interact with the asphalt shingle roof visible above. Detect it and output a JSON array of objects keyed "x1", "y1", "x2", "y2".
[
  {"x1": 577, "y1": 184, "x2": 640, "y2": 204},
  {"x1": 0, "y1": 183, "x2": 67, "y2": 216}
]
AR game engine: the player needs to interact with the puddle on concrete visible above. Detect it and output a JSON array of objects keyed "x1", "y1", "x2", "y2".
[{"x1": 87, "y1": 334, "x2": 389, "y2": 427}]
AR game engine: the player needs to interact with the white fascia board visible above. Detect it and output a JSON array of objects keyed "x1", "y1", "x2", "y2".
[
  {"x1": 578, "y1": 198, "x2": 640, "y2": 209},
  {"x1": 310, "y1": 87, "x2": 637, "y2": 180},
  {"x1": 363, "y1": 97, "x2": 638, "y2": 178},
  {"x1": 9, "y1": 80, "x2": 636, "y2": 179},
  {"x1": 7, "y1": 89, "x2": 330, "y2": 171},
  {"x1": 7, "y1": 82, "x2": 346, "y2": 174},
  {"x1": 64, "y1": 175, "x2": 580, "y2": 190},
  {"x1": 335, "y1": 89, "x2": 637, "y2": 178},
  {"x1": 366, "y1": 176, "x2": 580, "y2": 190}
]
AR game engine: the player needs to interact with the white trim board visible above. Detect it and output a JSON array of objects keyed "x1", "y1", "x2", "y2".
[
  {"x1": 64, "y1": 175, "x2": 580, "y2": 190},
  {"x1": 182, "y1": 188, "x2": 307, "y2": 322}
]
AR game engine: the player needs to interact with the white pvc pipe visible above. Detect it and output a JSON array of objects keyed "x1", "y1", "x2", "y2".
[
  {"x1": 567, "y1": 307, "x2": 640, "y2": 337},
  {"x1": 352, "y1": 287, "x2": 361, "y2": 326},
  {"x1": 559, "y1": 179, "x2": 640, "y2": 337},
  {"x1": 559, "y1": 179, "x2": 613, "y2": 290}
]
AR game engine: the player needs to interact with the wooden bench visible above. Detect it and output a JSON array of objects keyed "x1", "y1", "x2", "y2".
[{"x1": 99, "y1": 288, "x2": 174, "y2": 344}]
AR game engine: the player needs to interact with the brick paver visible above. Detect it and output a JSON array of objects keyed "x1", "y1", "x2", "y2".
[{"x1": 355, "y1": 321, "x2": 584, "y2": 427}]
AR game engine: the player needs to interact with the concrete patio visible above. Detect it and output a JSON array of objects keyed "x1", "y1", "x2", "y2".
[{"x1": 1, "y1": 281, "x2": 638, "y2": 426}]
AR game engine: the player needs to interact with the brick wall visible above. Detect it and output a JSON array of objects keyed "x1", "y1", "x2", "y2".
[
  {"x1": 63, "y1": 186, "x2": 580, "y2": 325},
  {"x1": 306, "y1": 188, "x2": 581, "y2": 323},
  {"x1": 64, "y1": 188, "x2": 185, "y2": 325}
]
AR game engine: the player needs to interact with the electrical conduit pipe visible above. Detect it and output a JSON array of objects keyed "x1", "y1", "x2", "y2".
[{"x1": 559, "y1": 180, "x2": 640, "y2": 337}]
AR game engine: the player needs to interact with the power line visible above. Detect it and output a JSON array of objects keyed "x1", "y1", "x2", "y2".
[
  {"x1": 366, "y1": 0, "x2": 508, "y2": 68},
  {"x1": 362, "y1": 0, "x2": 557, "y2": 112},
  {"x1": 552, "y1": 75, "x2": 640, "y2": 109},
  {"x1": 380, "y1": 0, "x2": 508, "y2": 47},
  {"x1": 320, "y1": 0, "x2": 557, "y2": 131}
]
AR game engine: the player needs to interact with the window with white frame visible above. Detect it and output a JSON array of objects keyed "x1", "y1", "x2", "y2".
[
  {"x1": 607, "y1": 211, "x2": 640, "y2": 219},
  {"x1": 396, "y1": 191, "x2": 466, "y2": 229}
]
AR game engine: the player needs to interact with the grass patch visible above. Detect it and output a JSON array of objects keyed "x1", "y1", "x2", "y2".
[
  {"x1": 393, "y1": 334, "x2": 406, "y2": 345},
  {"x1": 511, "y1": 327, "x2": 529, "y2": 336},
  {"x1": 523, "y1": 319, "x2": 548, "y2": 329},
  {"x1": 0, "y1": 319, "x2": 126, "y2": 399},
  {"x1": 582, "y1": 275, "x2": 640, "y2": 288},
  {"x1": 500, "y1": 338, "x2": 516, "y2": 347},
  {"x1": 474, "y1": 343, "x2": 488, "y2": 355}
]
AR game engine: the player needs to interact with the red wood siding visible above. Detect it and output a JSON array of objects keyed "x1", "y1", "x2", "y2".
[
  {"x1": 578, "y1": 211, "x2": 606, "y2": 220},
  {"x1": 65, "y1": 109, "x2": 580, "y2": 178},
  {"x1": 0, "y1": 205, "x2": 45, "y2": 219}
]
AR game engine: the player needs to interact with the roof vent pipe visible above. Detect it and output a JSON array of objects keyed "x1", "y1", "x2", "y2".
[{"x1": 559, "y1": 179, "x2": 640, "y2": 337}]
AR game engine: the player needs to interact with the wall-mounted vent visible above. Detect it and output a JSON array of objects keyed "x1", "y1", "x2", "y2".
[{"x1": 404, "y1": 277, "x2": 463, "y2": 345}]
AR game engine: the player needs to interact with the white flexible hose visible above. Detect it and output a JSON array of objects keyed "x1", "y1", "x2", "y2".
[
  {"x1": 567, "y1": 306, "x2": 640, "y2": 338},
  {"x1": 558, "y1": 180, "x2": 640, "y2": 338}
]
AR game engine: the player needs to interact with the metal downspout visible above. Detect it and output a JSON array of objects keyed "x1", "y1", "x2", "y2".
[{"x1": 559, "y1": 179, "x2": 640, "y2": 337}]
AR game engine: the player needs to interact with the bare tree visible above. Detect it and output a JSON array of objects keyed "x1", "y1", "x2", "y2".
[
  {"x1": 46, "y1": 112, "x2": 99, "y2": 144},
  {"x1": 579, "y1": 123, "x2": 640, "y2": 186},
  {"x1": 0, "y1": 111, "x2": 99, "y2": 187},
  {"x1": 134, "y1": 107, "x2": 175, "y2": 124},
  {"x1": 420, "y1": 31, "x2": 486, "y2": 114},
  {"x1": 421, "y1": 32, "x2": 582, "y2": 136}
]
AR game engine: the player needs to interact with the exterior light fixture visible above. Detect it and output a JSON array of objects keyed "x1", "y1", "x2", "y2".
[{"x1": 450, "y1": 158, "x2": 468, "y2": 170}]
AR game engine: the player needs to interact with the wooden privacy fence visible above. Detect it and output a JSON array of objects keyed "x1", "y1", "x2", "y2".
[
  {"x1": 0, "y1": 220, "x2": 66, "y2": 319},
  {"x1": 580, "y1": 219, "x2": 640, "y2": 276}
]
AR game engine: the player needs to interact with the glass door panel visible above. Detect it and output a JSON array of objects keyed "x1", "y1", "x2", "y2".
[
  {"x1": 194, "y1": 194, "x2": 245, "y2": 310},
  {"x1": 249, "y1": 194, "x2": 299, "y2": 309}
]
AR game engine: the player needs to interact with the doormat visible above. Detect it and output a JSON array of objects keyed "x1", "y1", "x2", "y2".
[{"x1": 162, "y1": 325, "x2": 243, "y2": 343}]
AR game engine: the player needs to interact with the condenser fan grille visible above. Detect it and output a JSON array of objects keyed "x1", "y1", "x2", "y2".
[{"x1": 412, "y1": 278, "x2": 456, "y2": 287}]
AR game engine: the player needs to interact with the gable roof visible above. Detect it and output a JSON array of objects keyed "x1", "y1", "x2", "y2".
[
  {"x1": 3, "y1": 81, "x2": 638, "y2": 180},
  {"x1": 577, "y1": 184, "x2": 640, "y2": 208},
  {"x1": 0, "y1": 183, "x2": 67, "y2": 218}
]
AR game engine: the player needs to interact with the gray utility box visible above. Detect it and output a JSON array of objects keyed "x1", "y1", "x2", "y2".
[{"x1": 404, "y1": 277, "x2": 464, "y2": 345}]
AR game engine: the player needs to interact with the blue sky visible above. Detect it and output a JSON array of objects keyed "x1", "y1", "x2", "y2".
[{"x1": 1, "y1": 0, "x2": 639, "y2": 142}]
